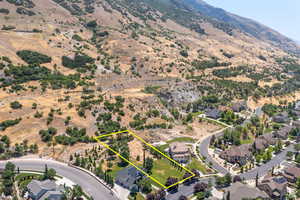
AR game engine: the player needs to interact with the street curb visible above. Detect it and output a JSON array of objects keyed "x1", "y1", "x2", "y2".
[
  {"x1": 68, "y1": 164, "x2": 120, "y2": 200},
  {"x1": 0, "y1": 158, "x2": 120, "y2": 200}
]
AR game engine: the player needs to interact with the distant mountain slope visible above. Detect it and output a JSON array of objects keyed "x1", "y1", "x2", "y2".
[{"x1": 183, "y1": 0, "x2": 300, "y2": 55}]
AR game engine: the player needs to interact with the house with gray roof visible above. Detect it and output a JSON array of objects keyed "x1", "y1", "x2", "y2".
[
  {"x1": 224, "y1": 182, "x2": 269, "y2": 200},
  {"x1": 205, "y1": 108, "x2": 221, "y2": 119},
  {"x1": 272, "y1": 112, "x2": 290, "y2": 123},
  {"x1": 292, "y1": 120, "x2": 300, "y2": 129},
  {"x1": 115, "y1": 166, "x2": 143, "y2": 191},
  {"x1": 27, "y1": 180, "x2": 63, "y2": 200}
]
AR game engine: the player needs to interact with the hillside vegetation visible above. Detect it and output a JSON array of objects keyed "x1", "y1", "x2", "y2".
[{"x1": 0, "y1": 0, "x2": 299, "y2": 161}]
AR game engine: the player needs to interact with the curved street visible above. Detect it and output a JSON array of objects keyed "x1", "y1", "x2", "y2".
[
  {"x1": 0, "y1": 159, "x2": 118, "y2": 200},
  {"x1": 198, "y1": 128, "x2": 295, "y2": 180},
  {"x1": 198, "y1": 129, "x2": 229, "y2": 175}
]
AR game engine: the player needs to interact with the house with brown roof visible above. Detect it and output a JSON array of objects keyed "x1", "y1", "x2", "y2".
[
  {"x1": 274, "y1": 125, "x2": 294, "y2": 140},
  {"x1": 231, "y1": 101, "x2": 247, "y2": 113},
  {"x1": 258, "y1": 175, "x2": 288, "y2": 200},
  {"x1": 219, "y1": 144, "x2": 252, "y2": 166},
  {"x1": 254, "y1": 133, "x2": 277, "y2": 152},
  {"x1": 224, "y1": 182, "x2": 269, "y2": 200},
  {"x1": 169, "y1": 142, "x2": 191, "y2": 163},
  {"x1": 282, "y1": 166, "x2": 300, "y2": 183}
]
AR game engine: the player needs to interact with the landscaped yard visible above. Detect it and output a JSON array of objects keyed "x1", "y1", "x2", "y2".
[
  {"x1": 240, "y1": 138, "x2": 254, "y2": 144},
  {"x1": 108, "y1": 164, "x2": 124, "y2": 178},
  {"x1": 166, "y1": 137, "x2": 196, "y2": 144},
  {"x1": 15, "y1": 173, "x2": 43, "y2": 190},
  {"x1": 187, "y1": 158, "x2": 211, "y2": 174},
  {"x1": 129, "y1": 193, "x2": 145, "y2": 200},
  {"x1": 151, "y1": 158, "x2": 186, "y2": 186}
]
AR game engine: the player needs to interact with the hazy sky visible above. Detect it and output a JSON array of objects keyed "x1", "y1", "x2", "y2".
[{"x1": 204, "y1": 0, "x2": 300, "y2": 41}]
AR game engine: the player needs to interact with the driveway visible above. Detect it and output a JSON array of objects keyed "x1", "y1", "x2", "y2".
[
  {"x1": 166, "y1": 178, "x2": 212, "y2": 200},
  {"x1": 0, "y1": 159, "x2": 118, "y2": 200},
  {"x1": 240, "y1": 144, "x2": 294, "y2": 179}
]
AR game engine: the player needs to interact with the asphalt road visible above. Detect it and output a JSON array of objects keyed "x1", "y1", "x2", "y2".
[
  {"x1": 0, "y1": 159, "x2": 118, "y2": 200},
  {"x1": 240, "y1": 144, "x2": 294, "y2": 179},
  {"x1": 198, "y1": 130, "x2": 295, "y2": 180},
  {"x1": 199, "y1": 131, "x2": 229, "y2": 175}
]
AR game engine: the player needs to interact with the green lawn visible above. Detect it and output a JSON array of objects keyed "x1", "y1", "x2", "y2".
[
  {"x1": 166, "y1": 137, "x2": 195, "y2": 144},
  {"x1": 151, "y1": 159, "x2": 186, "y2": 186},
  {"x1": 191, "y1": 111, "x2": 203, "y2": 116},
  {"x1": 15, "y1": 173, "x2": 43, "y2": 190},
  {"x1": 187, "y1": 158, "x2": 210, "y2": 174},
  {"x1": 157, "y1": 143, "x2": 169, "y2": 151},
  {"x1": 240, "y1": 138, "x2": 253, "y2": 144},
  {"x1": 129, "y1": 193, "x2": 145, "y2": 200},
  {"x1": 108, "y1": 164, "x2": 123, "y2": 178},
  {"x1": 136, "y1": 193, "x2": 145, "y2": 200}
]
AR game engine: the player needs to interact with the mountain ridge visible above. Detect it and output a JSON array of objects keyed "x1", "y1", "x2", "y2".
[{"x1": 183, "y1": 0, "x2": 300, "y2": 55}]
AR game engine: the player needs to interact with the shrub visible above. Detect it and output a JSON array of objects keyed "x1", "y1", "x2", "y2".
[
  {"x1": 180, "y1": 50, "x2": 188, "y2": 57},
  {"x1": 2, "y1": 25, "x2": 16, "y2": 30},
  {"x1": 62, "y1": 53, "x2": 94, "y2": 69},
  {"x1": 0, "y1": 8, "x2": 10, "y2": 15},
  {"x1": 10, "y1": 101, "x2": 22, "y2": 109},
  {"x1": 16, "y1": 7, "x2": 36, "y2": 16},
  {"x1": 16, "y1": 50, "x2": 52, "y2": 64},
  {"x1": 72, "y1": 34, "x2": 83, "y2": 41},
  {"x1": 86, "y1": 20, "x2": 97, "y2": 29},
  {"x1": 39, "y1": 127, "x2": 57, "y2": 142},
  {"x1": 143, "y1": 85, "x2": 160, "y2": 94},
  {"x1": 0, "y1": 118, "x2": 22, "y2": 131},
  {"x1": 3, "y1": 64, "x2": 79, "y2": 90}
]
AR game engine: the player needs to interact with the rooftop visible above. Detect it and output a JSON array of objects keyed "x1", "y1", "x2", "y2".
[
  {"x1": 225, "y1": 182, "x2": 268, "y2": 200},
  {"x1": 284, "y1": 166, "x2": 300, "y2": 178},
  {"x1": 169, "y1": 142, "x2": 189, "y2": 153},
  {"x1": 27, "y1": 180, "x2": 57, "y2": 197},
  {"x1": 116, "y1": 166, "x2": 142, "y2": 189}
]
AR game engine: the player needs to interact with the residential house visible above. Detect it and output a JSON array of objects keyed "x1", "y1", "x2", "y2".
[
  {"x1": 218, "y1": 105, "x2": 231, "y2": 112},
  {"x1": 274, "y1": 125, "x2": 294, "y2": 140},
  {"x1": 205, "y1": 108, "x2": 221, "y2": 119},
  {"x1": 231, "y1": 101, "x2": 247, "y2": 113},
  {"x1": 169, "y1": 142, "x2": 191, "y2": 163},
  {"x1": 295, "y1": 101, "x2": 300, "y2": 111},
  {"x1": 224, "y1": 182, "x2": 269, "y2": 200},
  {"x1": 254, "y1": 133, "x2": 277, "y2": 152},
  {"x1": 27, "y1": 180, "x2": 63, "y2": 200},
  {"x1": 291, "y1": 101, "x2": 300, "y2": 117},
  {"x1": 115, "y1": 166, "x2": 143, "y2": 191},
  {"x1": 291, "y1": 110, "x2": 300, "y2": 118},
  {"x1": 254, "y1": 138, "x2": 268, "y2": 152},
  {"x1": 282, "y1": 166, "x2": 300, "y2": 183},
  {"x1": 292, "y1": 120, "x2": 300, "y2": 129},
  {"x1": 272, "y1": 112, "x2": 290, "y2": 123},
  {"x1": 219, "y1": 144, "x2": 252, "y2": 165},
  {"x1": 258, "y1": 175, "x2": 288, "y2": 200}
]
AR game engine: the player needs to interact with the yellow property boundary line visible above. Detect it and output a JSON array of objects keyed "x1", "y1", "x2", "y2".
[{"x1": 94, "y1": 130, "x2": 195, "y2": 189}]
